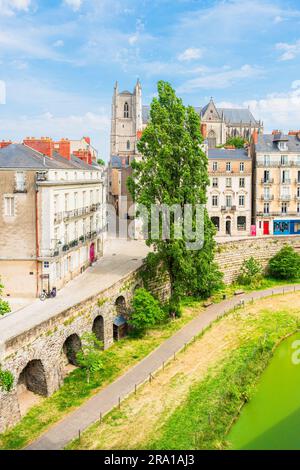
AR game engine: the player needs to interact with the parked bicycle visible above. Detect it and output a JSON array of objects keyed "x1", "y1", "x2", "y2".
[{"x1": 39, "y1": 287, "x2": 57, "y2": 301}]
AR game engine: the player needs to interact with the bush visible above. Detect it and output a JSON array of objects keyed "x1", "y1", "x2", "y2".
[
  {"x1": 0, "y1": 278, "x2": 11, "y2": 316},
  {"x1": 128, "y1": 288, "x2": 165, "y2": 333},
  {"x1": 268, "y1": 245, "x2": 300, "y2": 280},
  {"x1": 0, "y1": 367, "x2": 14, "y2": 392},
  {"x1": 237, "y1": 257, "x2": 263, "y2": 286}
]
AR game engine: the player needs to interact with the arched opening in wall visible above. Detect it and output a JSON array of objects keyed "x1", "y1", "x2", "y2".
[
  {"x1": 62, "y1": 334, "x2": 82, "y2": 367},
  {"x1": 92, "y1": 316, "x2": 104, "y2": 346},
  {"x1": 237, "y1": 216, "x2": 247, "y2": 232},
  {"x1": 124, "y1": 102, "x2": 129, "y2": 118},
  {"x1": 17, "y1": 359, "x2": 48, "y2": 416},
  {"x1": 114, "y1": 296, "x2": 128, "y2": 341},
  {"x1": 207, "y1": 130, "x2": 216, "y2": 149},
  {"x1": 211, "y1": 216, "x2": 220, "y2": 232},
  {"x1": 226, "y1": 217, "x2": 232, "y2": 236}
]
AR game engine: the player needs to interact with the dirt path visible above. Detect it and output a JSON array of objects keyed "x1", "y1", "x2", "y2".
[{"x1": 68, "y1": 291, "x2": 300, "y2": 450}]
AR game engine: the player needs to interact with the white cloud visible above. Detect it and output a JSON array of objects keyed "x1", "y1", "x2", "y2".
[
  {"x1": 178, "y1": 48, "x2": 203, "y2": 62},
  {"x1": 63, "y1": 0, "x2": 83, "y2": 11},
  {"x1": 53, "y1": 39, "x2": 64, "y2": 48},
  {"x1": 219, "y1": 82, "x2": 300, "y2": 133},
  {"x1": 178, "y1": 64, "x2": 264, "y2": 92},
  {"x1": 276, "y1": 40, "x2": 300, "y2": 61},
  {"x1": 0, "y1": 0, "x2": 31, "y2": 16}
]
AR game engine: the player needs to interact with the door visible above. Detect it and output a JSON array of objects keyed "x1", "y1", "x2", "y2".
[
  {"x1": 226, "y1": 219, "x2": 231, "y2": 235},
  {"x1": 89, "y1": 243, "x2": 95, "y2": 263},
  {"x1": 263, "y1": 221, "x2": 270, "y2": 235}
]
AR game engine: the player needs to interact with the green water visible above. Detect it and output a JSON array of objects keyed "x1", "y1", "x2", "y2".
[{"x1": 228, "y1": 333, "x2": 300, "y2": 450}]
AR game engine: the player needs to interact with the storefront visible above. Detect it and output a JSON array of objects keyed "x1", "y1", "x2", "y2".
[{"x1": 273, "y1": 220, "x2": 300, "y2": 235}]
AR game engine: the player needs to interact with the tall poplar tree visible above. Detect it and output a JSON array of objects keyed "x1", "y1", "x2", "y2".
[{"x1": 128, "y1": 81, "x2": 222, "y2": 310}]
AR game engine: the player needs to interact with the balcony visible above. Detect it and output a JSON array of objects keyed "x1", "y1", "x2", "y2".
[
  {"x1": 281, "y1": 179, "x2": 291, "y2": 184},
  {"x1": 221, "y1": 205, "x2": 236, "y2": 212},
  {"x1": 260, "y1": 195, "x2": 274, "y2": 201},
  {"x1": 257, "y1": 211, "x2": 300, "y2": 217},
  {"x1": 54, "y1": 203, "x2": 102, "y2": 224},
  {"x1": 295, "y1": 179, "x2": 300, "y2": 185},
  {"x1": 279, "y1": 195, "x2": 291, "y2": 201},
  {"x1": 261, "y1": 178, "x2": 274, "y2": 184}
]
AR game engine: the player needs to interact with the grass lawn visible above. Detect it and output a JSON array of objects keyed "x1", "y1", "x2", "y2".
[
  {"x1": 0, "y1": 277, "x2": 299, "y2": 450},
  {"x1": 66, "y1": 292, "x2": 300, "y2": 450}
]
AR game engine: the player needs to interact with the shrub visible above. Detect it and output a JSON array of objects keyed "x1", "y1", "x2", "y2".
[
  {"x1": 0, "y1": 367, "x2": 14, "y2": 392},
  {"x1": 76, "y1": 333, "x2": 104, "y2": 383},
  {"x1": 237, "y1": 257, "x2": 263, "y2": 286},
  {"x1": 268, "y1": 245, "x2": 300, "y2": 280},
  {"x1": 0, "y1": 278, "x2": 11, "y2": 316},
  {"x1": 128, "y1": 288, "x2": 165, "y2": 333}
]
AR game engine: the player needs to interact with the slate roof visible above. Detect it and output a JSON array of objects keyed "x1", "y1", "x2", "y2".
[
  {"x1": 0, "y1": 144, "x2": 98, "y2": 170},
  {"x1": 208, "y1": 148, "x2": 250, "y2": 160},
  {"x1": 256, "y1": 134, "x2": 300, "y2": 153},
  {"x1": 142, "y1": 104, "x2": 258, "y2": 125}
]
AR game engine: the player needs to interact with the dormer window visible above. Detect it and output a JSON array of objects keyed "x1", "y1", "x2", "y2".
[
  {"x1": 124, "y1": 102, "x2": 129, "y2": 118},
  {"x1": 278, "y1": 141, "x2": 288, "y2": 151}
]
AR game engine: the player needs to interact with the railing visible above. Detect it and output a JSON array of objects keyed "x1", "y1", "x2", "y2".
[
  {"x1": 261, "y1": 178, "x2": 274, "y2": 184},
  {"x1": 281, "y1": 179, "x2": 291, "y2": 184},
  {"x1": 40, "y1": 228, "x2": 104, "y2": 258},
  {"x1": 14, "y1": 183, "x2": 27, "y2": 193},
  {"x1": 260, "y1": 195, "x2": 274, "y2": 201},
  {"x1": 257, "y1": 161, "x2": 300, "y2": 168},
  {"x1": 256, "y1": 211, "x2": 300, "y2": 217},
  {"x1": 279, "y1": 195, "x2": 291, "y2": 201},
  {"x1": 54, "y1": 203, "x2": 101, "y2": 223},
  {"x1": 221, "y1": 206, "x2": 236, "y2": 212}
]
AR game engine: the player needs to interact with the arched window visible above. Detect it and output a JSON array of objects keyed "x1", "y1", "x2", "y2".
[
  {"x1": 124, "y1": 102, "x2": 129, "y2": 118},
  {"x1": 127, "y1": 140, "x2": 130, "y2": 150},
  {"x1": 207, "y1": 130, "x2": 216, "y2": 149}
]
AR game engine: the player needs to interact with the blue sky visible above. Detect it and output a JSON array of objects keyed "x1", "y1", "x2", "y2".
[{"x1": 1, "y1": 0, "x2": 300, "y2": 160}]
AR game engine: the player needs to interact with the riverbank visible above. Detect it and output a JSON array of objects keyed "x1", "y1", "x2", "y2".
[{"x1": 66, "y1": 291, "x2": 300, "y2": 450}]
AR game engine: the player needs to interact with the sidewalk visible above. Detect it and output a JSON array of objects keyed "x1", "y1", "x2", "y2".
[{"x1": 26, "y1": 283, "x2": 300, "y2": 450}]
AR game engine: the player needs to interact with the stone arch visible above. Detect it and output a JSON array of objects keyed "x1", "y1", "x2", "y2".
[
  {"x1": 62, "y1": 334, "x2": 82, "y2": 366},
  {"x1": 207, "y1": 130, "x2": 216, "y2": 149},
  {"x1": 92, "y1": 315, "x2": 104, "y2": 345},
  {"x1": 17, "y1": 359, "x2": 48, "y2": 397},
  {"x1": 115, "y1": 295, "x2": 127, "y2": 318}
]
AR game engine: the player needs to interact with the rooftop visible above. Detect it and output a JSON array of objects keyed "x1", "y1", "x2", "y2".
[
  {"x1": 208, "y1": 148, "x2": 250, "y2": 160},
  {"x1": 256, "y1": 134, "x2": 300, "y2": 153}
]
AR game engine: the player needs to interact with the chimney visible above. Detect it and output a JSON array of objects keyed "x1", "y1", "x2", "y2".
[
  {"x1": 73, "y1": 149, "x2": 92, "y2": 165},
  {"x1": 272, "y1": 129, "x2": 280, "y2": 135},
  {"x1": 288, "y1": 130, "x2": 300, "y2": 135},
  {"x1": 23, "y1": 137, "x2": 53, "y2": 158},
  {"x1": 0, "y1": 140, "x2": 12, "y2": 149},
  {"x1": 83, "y1": 136, "x2": 91, "y2": 145},
  {"x1": 201, "y1": 123, "x2": 207, "y2": 138},
  {"x1": 57, "y1": 138, "x2": 71, "y2": 160}
]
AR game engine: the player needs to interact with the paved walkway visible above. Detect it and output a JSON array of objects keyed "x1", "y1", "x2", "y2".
[
  {"x1": 26, "y1": 283, "x2": 300, "y2": 450},
  {"x1": 0, "y1": 239, "x2": 149, "y2": 352}
]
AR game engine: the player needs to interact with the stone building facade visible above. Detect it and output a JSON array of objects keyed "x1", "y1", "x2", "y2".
[
  {"x1": 0, "y1": 143, "x2": 105, "y2": 298},
  {"x1": 251, "y1": 131, "x2": 300, "y2": 236},
  {"x1": 207, "y1": 148, "x2": 252, "y2": 237}
]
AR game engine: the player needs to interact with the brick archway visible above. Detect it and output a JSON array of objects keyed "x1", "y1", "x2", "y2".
[
  {"x1": 17, "y1": 359, "x2": 48, "y2": 397},
  {"x1": 62, "y1": 334, "x2": 82, "y2": 366}
]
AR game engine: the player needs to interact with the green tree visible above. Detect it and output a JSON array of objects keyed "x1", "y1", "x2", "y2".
[
  {"x1": 76, "y1": 333, "x2": 103, "y2": 383},
  {"x1": 268, "y1": 246, "x2": 300, "y2": 280},
  {"x1": 97, "y1": 158, "x2": 105, "y2": 166},
  {"x1": 0, "y1": 366, "x2": 14, "y2": 392},
  {"x1": 128, "y1": 81, "x2": 221, "y2": 307},
  {"x1": 128, "y1": 288, "x2": 165, "y2": 333},
  {"x1": 225, "y1": 136, "x2": 247, "y2": 148},
  {"x1": 0, "y1": 278, "x2": 11, "y2": 316},
  {"x1": 237, "y1": 257, "x2": 263, "y2": 286}
]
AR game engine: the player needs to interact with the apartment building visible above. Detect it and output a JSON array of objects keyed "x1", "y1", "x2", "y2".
[
  {"x1": 0, "y1": 143, "x2": 105, "y2": 298},
  {"x1": 207, "y1": 148, "x2": 252, "y2": 237},
  {"x1": 252, "y1": 131, "x2": 300, "y2": 236}
]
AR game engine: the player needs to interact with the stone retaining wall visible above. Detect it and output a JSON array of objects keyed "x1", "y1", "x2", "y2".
[{"x1": 215, "y1": 235, "x2": 300, "y2": 284}]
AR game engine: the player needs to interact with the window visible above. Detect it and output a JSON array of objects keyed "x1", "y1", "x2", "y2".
[
  {"x1": 237, "y1": 216, "x2": 246, "y2": 231},
  {"x1": 212, "y1": 162, "x2": 218, "y2": 171},
  {"x1": 298, "y1": 171, "x2": 300, "y2": 183},
  {"x1": 279, "y1": 142, "x2": 288, "y2": 151},
  {"x1": 264, "y1": 203, "x2": 270, "y2": 214},
  {"x1": 15, "y1": 172, "x2": 25, "y2": 192},
  {"x1": 264, "y1": 187, "x2": 270, "y2": 199},
  {"x1": 4, "y1": 196, "x2": 15, "y2": 216},
  {"x1": 264, "y1": 170, "x2": 270, "y2": 183},
  {"x1": 226, "y1": 195, "x2": 232, "y2": 208},
  {"x1": 83, "y1": 191, "x2": 86, "y2": 208},
  {"x1": 264, "y1": 155, "x2": 270, "y2": 166},
  {"x1": 282, "y1": 170, "x2": 290, "y2": 183},
  {"x1": 281, "y1": 155, "x2": 288, "y2": 166},
  {"x1": 212, "y1": 177, "x2": 218, "y2": 188},
  {"x1": 212, "y1": 195, "x2": 218, "y2": 207},
  {"x1": 74, "y1": 192, "x2": 78, "y2": 209},
  {"x1": 226, "y1": 177, "x2": 232, "y2": 188},
  {"x1": 226, "y1": 162, "x2": 231, "y2": 172},
  {"x1": 124, "y1": 102, "x2": 129, "y2": 118},
  {"x1": 281, "y1": 202, "x2": 288, "y2": 214},
  {"x1": 44, "y1": 261, "x2": 50, "y2": 269},
  {"x1": 127, "y1": 140, "x2": 130, "y2": 150},
  {"x1": 240, "y1": 162, "x2": 244, "y2": 172},
  {"x1": 239, "y1": 177, "x2": 245, "y2": 188},
  {"x1": 298, "y1": 203, "x2": 300, "y2": 214},
  {"x1": 64, "y1": 193, "x2": 69, "y2": 211},
  {"x1": 239, "y1": 195, "x2": 245, "y2": 207},
  {"x1": 90, "y1": 190, "x2": 94, "y2": 205}
]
